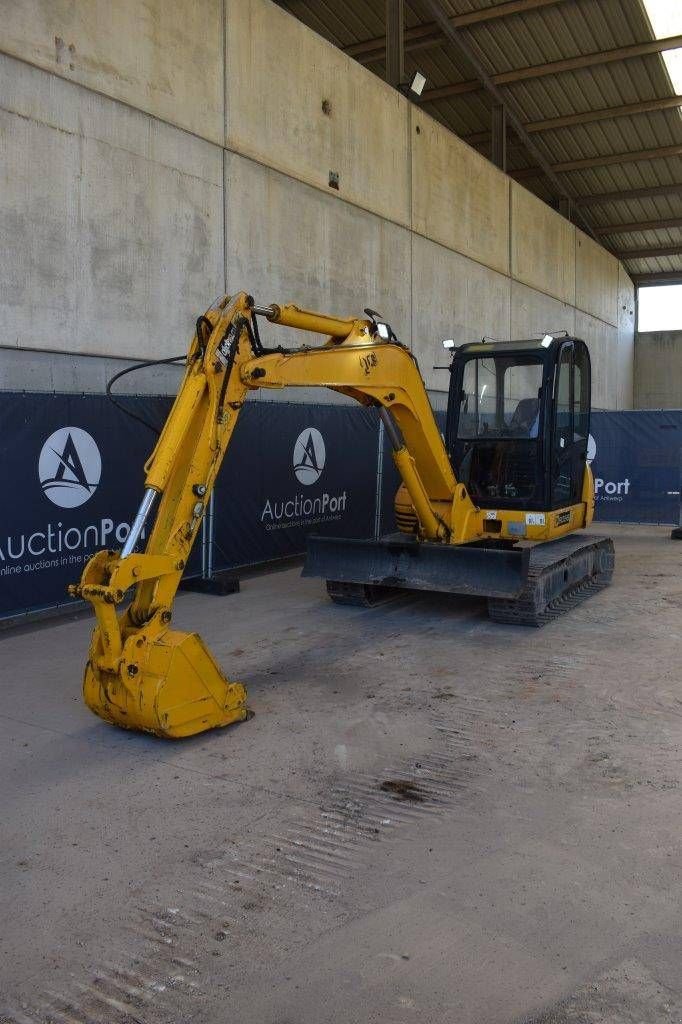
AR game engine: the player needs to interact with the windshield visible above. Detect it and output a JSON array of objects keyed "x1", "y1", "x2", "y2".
[{"x1": 457, "y1": 356, "x2": 544, "y2": 440}]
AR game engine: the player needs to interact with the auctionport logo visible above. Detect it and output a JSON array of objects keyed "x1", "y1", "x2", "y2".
[
  {"x1": 587, "y1": 433, "x2": 596, "y2": 465},
  {"x1": 38, "y1": 427, "x2": 101, "y2": 508},
  {"x1": 293, "y1": 428, "x2": 325, "y2": 485},
  {"x1": 260, "y1": 425, "x2": 347, "y2": 529},
  {"x1": 0, "y1": 425, "x2": 136, "y2": 578},
  {"x1": 588, "y1": 432, "x2": 631, "y2": 501}
]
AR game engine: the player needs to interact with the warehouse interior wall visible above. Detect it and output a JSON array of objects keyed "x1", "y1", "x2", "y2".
[
  {"x1": 634, "y1": 331, "x2": 682, "y2": 408},
  {"x1": 0, "y1": 0, "x2": 635, "y2": 408}
]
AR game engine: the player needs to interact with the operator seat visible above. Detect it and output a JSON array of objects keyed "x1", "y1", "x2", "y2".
[
  {"x1": 498, "y1": 397, "x2": 540, "y2": 499},
  {"x1": 510, "y1": 397, "x2": 539, "y2": 437}
]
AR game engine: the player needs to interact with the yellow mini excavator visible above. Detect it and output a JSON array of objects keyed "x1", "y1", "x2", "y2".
[{"x1": 70, "y1": 292, "x2": 614, "y2": 738}]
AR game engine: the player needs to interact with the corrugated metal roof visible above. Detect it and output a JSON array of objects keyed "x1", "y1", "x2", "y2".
[{"x1": 275, "y1": 0, "x2": 682, "y2": 283}]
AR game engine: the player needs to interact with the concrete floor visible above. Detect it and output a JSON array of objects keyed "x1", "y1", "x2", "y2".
[{"x1": 1, "y1": 523, "x2": 681, "y2": 1023}]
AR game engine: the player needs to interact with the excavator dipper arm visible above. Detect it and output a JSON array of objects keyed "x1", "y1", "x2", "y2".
[{"x1": 71, "y1": 292, "x2": 470, "y2": 738}]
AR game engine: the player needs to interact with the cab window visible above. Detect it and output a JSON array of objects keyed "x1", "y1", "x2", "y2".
[
  {"x1": 457, "y1": 356, "x2": 543, "y2": 439},
  {"x1": 573, "y1": 344, "x2": 590, "y2": 440},
  {"x1": 555, "y1": 346, "x2": 572, "y2": 452}
]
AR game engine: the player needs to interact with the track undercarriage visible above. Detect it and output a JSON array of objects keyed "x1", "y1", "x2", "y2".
[
  {"x1": 307, "y1": 534, "x2": 615, "y2": 627},
  {"x1": 486, "y1": 535, "x2": 614, "y2": 625}
]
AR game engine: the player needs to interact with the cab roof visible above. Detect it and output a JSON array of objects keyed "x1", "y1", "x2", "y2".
[{"x1": 454, "y1": 335, "x2": 583, "y2": 359}]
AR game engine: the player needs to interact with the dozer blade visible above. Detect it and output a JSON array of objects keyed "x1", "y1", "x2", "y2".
[
  {"x1": 303, "y1": 533, "x2": 531, "y2": 600},
  {"x1": 83, "y1": 630, "x2": 248, "y2": 739}
]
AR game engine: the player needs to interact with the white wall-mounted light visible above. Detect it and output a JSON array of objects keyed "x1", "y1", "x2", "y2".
[
  {"x1": 541, "y1": 334, "x2": 553, "y2": 347},
  {"x1": 409, "y1": 71, "x2": 426, "y2": 97},
  {"x1": 442, "y1": 338, "x2": 455, "y2": 350}
]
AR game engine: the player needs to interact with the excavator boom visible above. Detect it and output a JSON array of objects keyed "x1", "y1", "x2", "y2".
[{"x1": 71, "y1": 293, "x2": 465, "y2": 737}]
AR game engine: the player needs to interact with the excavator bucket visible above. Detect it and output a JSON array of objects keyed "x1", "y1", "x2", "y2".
[
  {"x1": 83, "y1": 629, "x2": 248, "y2": 739},
  {"x1": 303, "y1": 533, "x2": 531, "y2": 600}
]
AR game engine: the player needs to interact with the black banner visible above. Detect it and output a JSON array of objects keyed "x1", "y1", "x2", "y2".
[
  {"x1": 0, "y1": 393, "x2": 169, "y2": 619},
  {"x1": 590, "y1": 410, "x2": 682, "y2": 525},
  {"x1": 211, "y1": 402, "x2": 380, "y2": 570},
  {"x1": 0, "y1": 393, "x2": 380, "y2": 621},
  {"x1": 1, "y1": 393, "x2": 681, "y2": 622}
]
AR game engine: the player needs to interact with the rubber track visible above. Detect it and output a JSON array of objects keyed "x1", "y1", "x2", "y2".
[
  {"x1": 487, "y1": 536, "x2": 614, "y2": 627},
  {"x1": 326, "y1": 580, "x2": 399, "y2": 607}
]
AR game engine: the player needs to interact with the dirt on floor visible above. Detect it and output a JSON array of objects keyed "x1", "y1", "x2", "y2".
[{"x1": 1, "y1": 523, "x2": 681, "y2": 1023}]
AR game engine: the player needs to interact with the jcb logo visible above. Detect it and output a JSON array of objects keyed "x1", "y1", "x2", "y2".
[{"x1": 360, "y1": 352, "x2": 378, "y2": 376}]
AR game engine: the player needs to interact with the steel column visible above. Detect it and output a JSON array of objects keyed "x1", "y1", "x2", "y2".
[
  {"x1": 385, "y1": 0, "x2": 405, "y2": 89},
  {"x1": 491, "y1": 104, "x2": 507, "y2": 171}
]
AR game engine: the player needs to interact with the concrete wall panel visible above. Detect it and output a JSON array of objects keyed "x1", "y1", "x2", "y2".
[
  {"x1": 575, "y1": 230, "x2": 619, "y2": 327},
  {"x1": 225, "y1": 0, "x2": 410, "y2": 227},
  {"x1": 510, "y1": 280, "x2": 576, "y2": 341},
  {"x1": 411, "y1": 111, "x2": 509, "y2": 276},
  {"x1": 510, "y1": 184, "x2": 575, "y2": 305},
  {"x1": 0, "y1": 56, "x2": 224, "y2": 360},
  {"x1": 508, "y1": 285, "x2": 620, "y2": 411},
  {"x1": 0, "y1": 0, "x2": 223, "y2": 143},
  {"x1": 411, "y1": 235, "x2": 511, "y2": 393},
  {"x1": 575, "y1": 311, "x2": 618, "y2": 410},
  {"x1": 224, "y1": 152, "x2": 410, "y2": 402},
  {"x1": 634, "y1": 332, "x2": 682, "y2": 409}
]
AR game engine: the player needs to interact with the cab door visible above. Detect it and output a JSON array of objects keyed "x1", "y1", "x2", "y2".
[{"x1": 551, "y1": 341, "x2": 590, "y2": 508}]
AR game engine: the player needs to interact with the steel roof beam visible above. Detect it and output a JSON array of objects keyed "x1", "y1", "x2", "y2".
[
  {"x1": 631, "y1": 271, "x2": 682, "y2": 285},
  {"x1": 422, "y1": 35, "x2": 682, "y2": 102},
  {"x1": 514, "y1": 143, "x2": 682, "y2": 179},
  {"x1": 574, "y1": 183, "x2": 682, "y2": 207},
  {"x1": 594, "y1": 217, "x2": 682, "y2": 236},
  {"x1": 463, "y1": 95, "x2": 682, "y2": 146},
  {"x1": 344, "y1": 0, "x2": 566, "y2": 61},
  {"x1": 617, "y1": 244, "x2": 682, "y2": 260},
  {"x1": 524, "y1": 94, "x2": 682, "y2": 132}
]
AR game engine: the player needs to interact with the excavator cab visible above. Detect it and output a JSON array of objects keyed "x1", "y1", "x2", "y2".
[
  {"x1": 310, "y1": 332, "x2": 612, "y2": 624},
  {"x1": 446, "y1": 335, "x2": 591, "y2": 515}
]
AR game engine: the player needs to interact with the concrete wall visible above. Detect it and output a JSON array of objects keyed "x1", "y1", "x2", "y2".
[
  {"x1": 634, "y1": 331, "x2": 682, "y2": 409},
  {"x1": 0, "y1": 0, "x2": 634, "y2": 408},
  {"x1": 511, "y1": 186, "x2": 574, "y2": 306}
]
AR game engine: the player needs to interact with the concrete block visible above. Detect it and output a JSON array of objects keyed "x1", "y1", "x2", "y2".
[
  {"x1": 0, "y1": 56, "x2": 224, "y2": 361},
  {"x1": 575, "y1": 311, "x2": 618, "y2": 410},
  {"x1": 510, "y1": 184, "x2": 575, "y2": 306},
  {"x1": 510, "y1": 281, "x2": 575, "y2": 341},
  {"x1": 225, "y1": 0, "x2": 410, "y2": 227},
  {"x1": 411, "y1": 110, "x2": 509, "y2": 276},
  {"x1": 0, "y1": 0, "x2": 224, "y2": 143},
  {"x1": 411, "y1": 234, "x2": 511, "y2": 393},
  {"x1": 575, "y1": 230, "x2": 619, "y2": 327}
]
